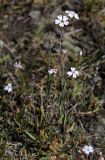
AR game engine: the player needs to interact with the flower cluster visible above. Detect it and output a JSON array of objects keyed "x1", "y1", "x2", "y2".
[
  {"x1": 54, "y1": 11, "x2": 80, "y2": 78},
  {"x1": 54, "y1": 10, "x2": 79, "y2": 27}
]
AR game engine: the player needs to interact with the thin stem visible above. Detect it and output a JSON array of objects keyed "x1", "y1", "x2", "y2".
[
  {"x1": 58, "y1": 28, "x2": 67, "y2": 133},
  {"x1": 58, "y1": 28, "x2": 63, "y2": 64},
  {"x1": 46, "y1": 40, "x2": 52, "y2": 105}
]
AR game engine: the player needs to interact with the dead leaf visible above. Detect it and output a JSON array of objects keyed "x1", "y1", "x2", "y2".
[
  {"x1": 50, "y1": 156, "x2": 57, "y2": 160},
  {"x1": 50, "y1": 139, "x2": 59, "y2": 153},
  {"x1": 59, "y1": 154, "x2": 68, "y2": 160}
]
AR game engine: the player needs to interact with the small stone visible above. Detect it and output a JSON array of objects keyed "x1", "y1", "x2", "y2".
[{"x1": 29, "y1": 10, "x2": 41, "y2": 23}]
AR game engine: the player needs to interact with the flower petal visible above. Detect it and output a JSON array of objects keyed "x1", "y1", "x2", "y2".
[
  {"x1": 59, "y1": 22, "x2": 64, "y2": 27},
  {"x1": 67, "y1": 71, "x2": 72, "y2": 76},
  {"x1": 8, "y1": 83, "x2": 12, "y2": 87},
  {"x1": 75, "y1": 71, "x2": 79, "y2": 75},
  {"x1": 55, "y1": 19, "x2": 60, "y2": 24},
  {"x1": 57, "y1": 15, "x2": 62, "y2": 20},
  {"x1": 88, "y1": 146, "x2": 94, "y2": 152},
  {"x1": 63, "y1": 16, "x2": 68, "y2": 21},
  {"x1": 4, "y1": 86, "x2": 8, "y2": 91},
  {"x1": 65, "y1": 10, "x2": 70, "y2": 14},
  {"x1": 74, "y1": 14, "x2": 79, "y2": 19},
  {"x1": 8, "y1": 88, "x2": 12, "y2": 92},
  {"x1": 83, "y1": 149, "x2": 90, "y2": 155},
  {"x1": 73, "y1": 74, "x2": 77, "y2": 78},
  {"x1": 64, "y1": 21, "x2": 69, "y2": 25},
  {"x1": 71, "y1": 67, "x2": 76, "y2": 72}
]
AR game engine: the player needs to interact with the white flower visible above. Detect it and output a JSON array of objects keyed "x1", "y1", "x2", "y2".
[
  {"x1": 65, "y1": 10, "x2": 79, "y2": 19},
  {"x1": 14, "y1": 61, "x2": 23, "y2": 69},
  {"x1": 54, "y1": 15, "x2": 69, "y2": 27},
  {"x1": 48, "y1": 69, "x2": 57, "y2": 75},
  {"x1": 82, "y1": 145, "x2": 94, "y2": 155},
  {"x1": 67, "y1": 67, "x2": 79, "y2": 78},
  {"x1": 4, "y1": 83, "x2": 13, "y2": 93}
]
